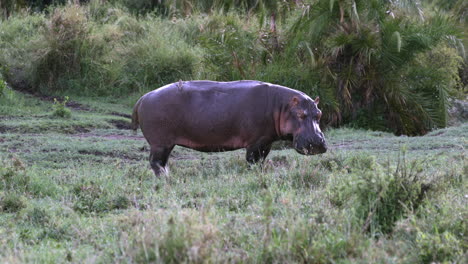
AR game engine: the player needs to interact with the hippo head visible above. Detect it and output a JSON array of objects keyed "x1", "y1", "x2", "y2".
[{"x1": 281, "y1": 95, "x2": 327, "y2": 155}]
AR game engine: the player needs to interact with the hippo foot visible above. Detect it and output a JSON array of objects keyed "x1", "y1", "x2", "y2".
[{"x1": 151, "y1": 165, "x2": 169, "y2": 176}]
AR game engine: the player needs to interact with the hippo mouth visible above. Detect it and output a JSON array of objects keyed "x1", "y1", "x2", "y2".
[
  {"x1": 293, "y1": 137, "x2": 327, "y2": 155},
  {"x1": 294, "y1": 144, "x2": 327, "y2": 155}
]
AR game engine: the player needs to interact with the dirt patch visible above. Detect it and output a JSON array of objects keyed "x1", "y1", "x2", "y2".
[
  {"x1": 108, "y1": 119, "x2": 132, "y2": 130},
  {"x1": 65, "y1": 100, "x2": 92, "y2": 111},
  {"x1": 72, "y1": 126, "x2": 91, "y2": 134},
  {"x1": 77, "y1": 149, "x2": 141, "y2": 160},
  {"x1": 110, "y1": 112, "x2": 132, "y2": 119},
  {"x1": 72, "y1": 133, "x2": 144, "y2": 140},
  {"x1": 17, "y1": 90, "x2": 92, "y2": 111},
  {"x1": 427, "y1": 130, "x2": 445, "y2": 136}
]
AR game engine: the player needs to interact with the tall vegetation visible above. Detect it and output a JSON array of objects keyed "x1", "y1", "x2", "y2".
[
  {"x1": 283, "y1": 0, "x2": 463, "y2": 134},
  {"x1": 0, "y1": 0, "x2": 464, "y2": 135}
]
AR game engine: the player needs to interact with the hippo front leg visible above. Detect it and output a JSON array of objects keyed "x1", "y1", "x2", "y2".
[
  {"x1": 246, "y1": 140, "x2": 272, "y2": 164},
  {"x1": 149, "y1": 145, "x2": 174, "y2": 176}
]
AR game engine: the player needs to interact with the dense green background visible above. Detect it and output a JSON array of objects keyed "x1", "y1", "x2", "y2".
[{"x1": 1, "y1": 0, "x2": 466, "y2": 135}]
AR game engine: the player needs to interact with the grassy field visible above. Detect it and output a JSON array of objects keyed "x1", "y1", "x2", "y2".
[{"x1": 0, "y1": 91, "x2": 466, "y2": 263}]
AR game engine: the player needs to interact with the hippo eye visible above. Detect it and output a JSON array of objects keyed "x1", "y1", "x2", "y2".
[{"x1": 297, "y1": 111, "x2": 307, "y2": 119}]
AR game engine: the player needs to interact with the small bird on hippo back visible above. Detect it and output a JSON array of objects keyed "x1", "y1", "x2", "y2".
[{"x1": 131, "y1": 80, "x2": 327, "y2": 176}]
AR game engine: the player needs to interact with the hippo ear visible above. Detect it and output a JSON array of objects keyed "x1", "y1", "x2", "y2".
[
  {"x1": 290, "y1": 96, "x2": 300, "y2": 107},
  {"x1": 314, "y1": 96, "x2": 320, "y2": 105}
]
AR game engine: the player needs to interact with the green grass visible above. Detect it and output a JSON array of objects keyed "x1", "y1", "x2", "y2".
[{"x1": 0, "y1": 94, "x2": 466, "y2": 263}]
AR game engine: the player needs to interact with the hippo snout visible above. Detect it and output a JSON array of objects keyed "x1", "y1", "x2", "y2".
[
  {"x1": 293, "y1": 136, "x2": 327, "y2": 155},
  {"x1": 314, "y1": 141, "x2": 327, "y2": 154}
]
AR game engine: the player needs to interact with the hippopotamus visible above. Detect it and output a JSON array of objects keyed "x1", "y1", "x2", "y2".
[{"x1": 131, "y1": 80, "x2": 327, "y2": 175}]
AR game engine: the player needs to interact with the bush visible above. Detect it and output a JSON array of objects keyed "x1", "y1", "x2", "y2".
[
  {"x1": 328, "y1": 151, "x2": 431, "y2": 234},
  {"x1": 30, "y1": 5, "x2": 89, "y2": 93},
  {"x1": 416, "y1": 231, "x2": 464, "y2": 263},
  {"x1": 51, "y1": 96, "x2": 72, "y2": 118},
  {"x1": 0, "y1": 12, "x2": 45, "y2": 89},
  {"x1": 392, "y1": 183, "x2": 467, "y2": 262},
  {"x1": 284, "y1": 0, "x2": 463, "y2": 135}
]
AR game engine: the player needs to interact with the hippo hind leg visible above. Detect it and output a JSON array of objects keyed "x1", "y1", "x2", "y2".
[
  {"x1": 149, "y1": 145, "x2": 174, "y2": 176},
  {"x1": 246, "y1": 142, "x2": 272, "y2": 164}
]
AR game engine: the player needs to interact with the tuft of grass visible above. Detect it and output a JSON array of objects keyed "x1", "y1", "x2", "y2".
[
  {"x1": 328, "y1": 149, "x2": 435, "y2": 235},
  {"x1": 51, "y1": 96, "x2": 72, "y2": 118},
  {"x1": 0, "y1": 192, "x2": 27, "y2": 213},
  {"x1": 117, "y1": 210, "x2": 221, "y2": 263},
  {"x1": 0, "y1": 157, "x2": 30, "y2": 192}
]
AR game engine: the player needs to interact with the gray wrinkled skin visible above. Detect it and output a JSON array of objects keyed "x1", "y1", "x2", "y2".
[{"x1": 132, "y1": 80, "x2": 327, "y2": 175}]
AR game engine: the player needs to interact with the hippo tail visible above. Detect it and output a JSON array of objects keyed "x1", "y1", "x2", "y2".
[{"x1": 131, "y1": 97, "x2": 142, "y2": 133}]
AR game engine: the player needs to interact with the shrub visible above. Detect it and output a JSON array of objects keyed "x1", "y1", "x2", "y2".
[
  {"x1": 286, "y1": 0, "x2": 463, "y2": 135},
  {"x1": 416, "y1": 230, "x2": 464, "y2": 263},
  {"x1": 392, "y1": 182, "x2": 467, "y2": 262},
  {"x1": 51, "y1": 96, "x2": 72, "y2": 118},
  {"x1": 30, "y1": 5, "x2": 90, "y2": 93},
  {"x1": 328, "y1": 151, "x2": 431, "y2": 234},
  {"x1": 0, "y1": 12, "x2": 45, "y2": 89}
]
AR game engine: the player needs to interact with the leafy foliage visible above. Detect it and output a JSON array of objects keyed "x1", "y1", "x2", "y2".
[
  {"x1": 52, "y1": 96, "x2": 71, "y2": 118},
  {"x1": 0, "y1": 1, "x2": 465, "y2": 135},
  {"x1": 285, "y1": 0, "x2": 463, "y2": 134}
]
